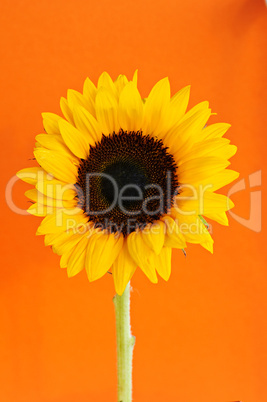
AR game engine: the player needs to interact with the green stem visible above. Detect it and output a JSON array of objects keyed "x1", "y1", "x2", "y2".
[{"x1": 113, "y1": 282, "x2": 135, "y2": 402}]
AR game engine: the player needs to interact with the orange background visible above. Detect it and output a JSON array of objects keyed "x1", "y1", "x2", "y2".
[{"x1": 0, "y1": 0, "x2": 266, "y2": 401}]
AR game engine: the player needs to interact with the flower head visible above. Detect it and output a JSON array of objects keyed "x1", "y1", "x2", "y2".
[{"x1": 17, "y1": 71, "x2": 238, "y2": 295}]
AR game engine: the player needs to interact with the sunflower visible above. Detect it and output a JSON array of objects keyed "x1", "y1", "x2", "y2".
[{"x1": 17, "y1": 71, "x2": 238, "y2": 295}]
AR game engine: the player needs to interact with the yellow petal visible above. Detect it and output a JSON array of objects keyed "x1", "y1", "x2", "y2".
[
  {"x1": 60, "y1": 97, "x2": 75, "y2": 125},
  {"x1": 72, "y1": 104, "x2": 102, "y2": 143},
  {"x1": 200, "y1": 241, "x2": 214, "y2": 253},
  {"x1": 36, "y1": 179, "x2": 76, "y2": 200},
  {"x1": 67, "y1": 89, "x2": 95, "y2": 117},
  {"x1": 97, "y1": 71, "x2": 118, "y2": 100},
  {"x1": 45, "y1": 230, "x2": 71, "y2": 247},
  {"x1": 127, "y1": 231, "x2": 158, "y2": 283},
  {"x1": 169, "y1": 85, "x2": 190, "y2": 124},
  {"x1": 31, "y1": 199, "x2": 74, "y2": 216},
  {"x1": 188, "y1": 169, "x2": 239, "y2": 192},
  {"x1": 83, "y1": 77, "x2": 97, "y2": 101},
  {"x1": 67, "y1": 235, "x2": 89, "y2": 277},
  {"x1": 86, "y1": 231, "x2": 124, "y2": 281},
  {"x1": 59, "y1": 119, "x2": 91, "y2": 159},
  {"x1": 24, "y1": 188, "x2": 39, "y2": 202},
  {"x1": 132, "y1": 69, "x2": 138, "y2": 86},
  {"x1": 166, "y1": 108, "x2": 211, "y2": 157},
  {"x1": 95, "y1": 87, "x2": 119, "y2": 135},
  {"x1": 42, "y1": 113, "x2": 62, "y2": 135},
  {"x1": 60, "y1": 244, "x2": 76, "y2": 268},
  {"x1": 113, "y1": 241, "x2": 137, "y2": 295},
  {"x1": 27, "y1": 193, "x2": 76, "y2": 214},
  {"x1": 153, "y1": 247, "x2": 172, "y2": 281},
  {"x1": 35, "y1": 134, "x2": 76, "y2": 159},
  {"x1": 204, "y1": 211, "x2": 229, "y2": 226},
  {"x1": 178, "y1": 192, "x2": 234, "y2": 215},
  {"x1": 45, "y1": 225, "x2": 92, "y2": 248},
  {"x1": 179, "y1": 101, "x2": 209, "y2": 122},
  {"x1": 178, "y1": 157, "x2": 230, "y2": 185},
  {"x1": 16, "y1": 167, "x2": 46, "y2": 185},
  {"x1": 37, "y1": 209, "x2": 87, "y2": 235},
  {"x1": 118, "y1": 82, "x2": 144, "y2": 132},
  {"x1": 114, "y1": 74, "x2": 129, "y2": 95},
  {"x1": 27, "y1": 203, "x2": 48, "y2": 216},
  {"x1": 34, "y1": 148, "x2": 78, "y2": 183},
  {"x1": 179, "y1": 138, "x2": 237, "y2": 165},
  {"x1": 172, "y1": 212, "x2": 214, "y2": 253},
  {"x1": 161, "y1": 216, "x2": 186, "y2": 249},
  {"x1": 142, "y1": 77, "x2": 171, "y2": 135},
  {"x1": 201, "y1": 123, "x2": 231, "y2": 140},
  {"x1": 53, "y1": 229, "x2": 90, "y2": 255},
  {"x1": 141, "y1": 221, "x2": 165, "y2": 255}
]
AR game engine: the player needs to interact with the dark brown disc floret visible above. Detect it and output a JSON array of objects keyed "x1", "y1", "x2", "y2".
[{"x1": 75, "y1": 129, "x2": 179, "y2": 236}]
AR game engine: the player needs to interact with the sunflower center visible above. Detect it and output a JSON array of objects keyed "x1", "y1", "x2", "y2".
[
  {"x1": 76, "y1": 129, "x2": 178, "y2": 236},
  {"x1": 101, "y1": 161, "x2": 149, "y2": 207}
]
